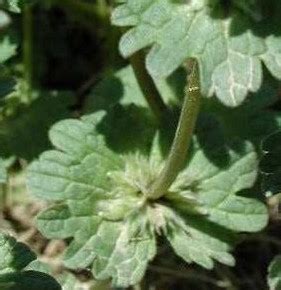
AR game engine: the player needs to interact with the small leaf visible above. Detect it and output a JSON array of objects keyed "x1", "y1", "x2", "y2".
[
  {"x1": 0, "y1": 35, "x2": 17, "y2": 64},
  {"x1": 0, "y1": 234, "x2": 61, "y2": 290},
  {"x1": 268, "y1": 256, "x2": 281, "y2": 290},
  {"x1": 0, "y1": 10, "x2": 10, "y2": 29},
  {"x1": 0, "y1": 234, "x2": 35, "y2": 274}
]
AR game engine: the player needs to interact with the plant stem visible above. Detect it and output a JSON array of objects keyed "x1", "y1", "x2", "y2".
[
  {"x1": 23, "y1": 3, "x2": 33, "y2": 100},
  {"x1": 0, "y1": 181, "x2": 9, "y2": 210},
  {"x1": 148, "y1": 60, "x2": 201, "y2": 200},
  {"x1": 130, "y1": 51, "x2": 167, "y2": 122}
]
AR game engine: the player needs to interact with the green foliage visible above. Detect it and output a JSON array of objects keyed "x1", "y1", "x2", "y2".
[
  {"x1": 27, "y1": 110, "x2": 268, "y2": 287},
  {"x1": 0, "y1": 0, "x2": 36, "y2": 13},
  {"x1": 0, "y1": 35, "x2": 16, "y2": 63},
  {"x1": 112, "y1": 0, "x2": 281, "y2": 106},
  {"x1": 0, "y1": 233, "x2": 61, "y2": 289},
  {"x1": 0, "y1": 0, "x2": 280, "y2": 289},
  {"x1": 0, "y1": 0, "x2": 23, "y2": 13},
  {"x1": 204, "y1": 75, "x2": 281, "y2": 146},
  {"x1": 0, "y1": 89, "x2": 74, "y2": 161},
  {"x1": 268, "y1": 256, "x2": 281, "y2": 290}
]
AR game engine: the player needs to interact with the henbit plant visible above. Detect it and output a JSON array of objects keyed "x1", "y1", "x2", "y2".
[
  {"x1": 0, "y1": 233, "x2": 61, "y2": 290},
  {"x1": 27, "y1": 61, "x2": 268, "y2": 287},
  {"x1": 1, "y1": 0, "x2": 281, "y2": 288}
]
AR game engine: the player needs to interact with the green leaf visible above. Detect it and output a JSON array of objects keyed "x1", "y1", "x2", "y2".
[
  {"x1": 166, "y1": 136, "x2": 268, "y2": 266},
  {"x1": 27, "y1": 109, "x2": 268, "y2": 286},
  {"x1": 260, "y1": 131, "x2": 281, "y2": 196},
  {"x1": 92, "y1": 216, "x2": 156, "y2": 287},
  {"x1": 0, "y1": 233, "x2": 61, "y2": 290},
  {"x1": 84, "y1": 65, "x2": 185, "y2": 154},
  {"x1": 0, "y1": 10, "x2": 10, "y2": 29},
  {"x1": 0, "y1": 0, "x2": 36, "y2": 13},
  {"x1": 0, "y1": 89, "x2": 74, "y2": 161},
  {"x1": 28, "y1": 112, "x2": 156, "y2": 287},
  {"x1": 268, "y1": 256, "x2": 281, "y2": 290},
  {"x1": 112, "y1": 0, "x2": 281, "y2": 106},
  {"x1": 0, "y1": 272, "x2": 61, "y2": 290},
  {"x1": 0, "y1": 234, "x2": 35, "y2": 274},
  {"x1": 188, "y1": 141, "x2": 266, "y2": 232},
  {"x1": 84, "y1": 65, "x2": 184, "y2": 113},
  {"x1": 0, "y1": 0, "x2": 22, "y2": 13},
  {"x1": 28, "y1": 113, "x2": 123, "y2": 201},
  {"x1": 202, "y1": 75, "x2": 281, "y2": 148},
  {"x1": 164, "y1": 206, "x2": 235, "y2": 269},
  {"x1": 0, "y1": 35, "x2": 17, "y2": 64}
]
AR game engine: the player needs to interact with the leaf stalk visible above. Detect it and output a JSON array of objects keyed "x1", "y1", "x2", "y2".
[
  {"x1": 130, "y1": 51, "x2": 168, "y2": 122},
  {"x1": 148, "y1": 60, "x2": 201, "y2": 200}
]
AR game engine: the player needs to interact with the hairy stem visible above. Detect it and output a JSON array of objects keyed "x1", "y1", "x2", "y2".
[
  {"x1": 130, "y1": 51, "x2": 167, "y2": 122},
  {"x1": 148, "y1": 60, "x2": 201, "y2": 200}
]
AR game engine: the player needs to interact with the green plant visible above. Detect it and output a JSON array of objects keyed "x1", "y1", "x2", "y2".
[
  {"x1": 1, "y1": 0, "x2": 281, "y2": 289},
  {"x1": 0, "y1": 233, "x2": 61, "y2": 289}
]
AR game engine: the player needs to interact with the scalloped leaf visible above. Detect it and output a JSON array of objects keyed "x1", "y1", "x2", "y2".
[
  {"x1": 0, "y1": 234, "x2": 61, "y2": 290},
  {"x1": 172, "y1": 139, "x2": 267, "y2": 232},
  {"x1": 112, "y1": 0, "x2": 281, "y2": 107},
  {"x1": 27, "y1": 110, "x2": 268, "y2": 287}
]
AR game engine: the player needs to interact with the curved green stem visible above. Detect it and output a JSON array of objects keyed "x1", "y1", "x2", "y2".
[
  {"x1": 148, "y1": 60, "x2": 201, "y2": 200},
  {"x1": 130, "y1": 51, "x2": 167, "y2": 122}
]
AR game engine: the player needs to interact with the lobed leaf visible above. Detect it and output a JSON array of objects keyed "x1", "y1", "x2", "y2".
[
  {"x1": 112, "y1": 0, "x2": 281, "y2": 106},
  {"x1": 27, "y1": 110, "x2": 268, "y2": 286},
  {"x1": 0, "y1": 234, "x2": 61, "y2": 290}
]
